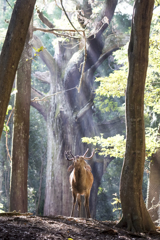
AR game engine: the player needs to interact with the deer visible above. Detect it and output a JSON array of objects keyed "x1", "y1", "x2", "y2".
[{"x1": 65, "y1": 148, "x2": 95, "y2": 218}]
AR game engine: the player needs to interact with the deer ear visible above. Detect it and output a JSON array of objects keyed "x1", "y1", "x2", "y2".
[
  {"x1": 85, "y1": 164, "x2": 92, "y2": 172},
  {"x1": 68, "y1": 164, "x2": 74, "y2": 172}
]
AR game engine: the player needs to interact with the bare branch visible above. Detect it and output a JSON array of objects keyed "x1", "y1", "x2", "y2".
[
  {"x1": 31, "y1": 87, "x2": 47, "y2": 121},
  {"x1": 60, "y1": 0, "x2": 83, "y2": 37},
  {"x1": 33, "y1": 27, "x2": 81, "y2": 39},
  {"x1": 31, "y1": 86, "x2": 78, "y2": 103},
  {"x1": 36, "y1": 8, "x2": 55, "y2": 28},
  {"x1": 33, "y1": 71, "x2": 51, "y2": 84},
  {"x1": 33, "y1": 27, "x2": 83, "y2": 33},
  {"x1": 75, "y1": 98, "x2": 94, "y2": 121},
  {"x1": 6, "y1": 0, "x2": 13, "y2": 9}
]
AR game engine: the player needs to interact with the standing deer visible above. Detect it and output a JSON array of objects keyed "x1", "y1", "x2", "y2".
[{"x1": 65, "y1": 148, "x2": 95, "y2": 218}]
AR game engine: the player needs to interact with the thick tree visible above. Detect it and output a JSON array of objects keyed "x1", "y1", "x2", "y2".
[
  {"x1": 30, "y1": 0, "x2": 131, "y2": 217},
  {"x1": 10, "y1": 20, "x2": 33, "y2": 212},
  {"x1": 0, "y1": 0, "x2": 36, "y2": 139},
  {"x1": 117, "y1": 0, "x2": 156, "y2": 232}
]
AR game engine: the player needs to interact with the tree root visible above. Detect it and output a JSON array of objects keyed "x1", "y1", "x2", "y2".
[
  {"x1": 116, "y1": 215, "x2": 136, "y2": 232},
  {"x1": 117, "y1": 212, "x2": 157, "y2": 234}
]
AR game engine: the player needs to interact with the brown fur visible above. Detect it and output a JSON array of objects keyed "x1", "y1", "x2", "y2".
[{"x1": 66, "y1": 149, "x2": 95, "y2": 218}]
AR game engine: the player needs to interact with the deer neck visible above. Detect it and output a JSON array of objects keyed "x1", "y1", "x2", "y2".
[{"x1": 74, "y1": 166, "x2": 86, "y2": 180}]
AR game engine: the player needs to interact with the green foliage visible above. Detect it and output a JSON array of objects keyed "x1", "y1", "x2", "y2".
[
  {"x1": 96, "y1": 158, "x2": 123, "y2": 221},
  {"x1": 0, "y1": 203, "x2": 4, "y2": 213},
  {"x1": 113, "y1": 13, "x2": 131, "y2": 33},
  {"x1": 95, "y1": 96, "x2": 118, "y2": 113},
  {"x1": 83, "y1": 127, "x2": 160, "y2": 160},
  {"x1": 95, "y1": 70, "x2": 127, "y2": 99},
  {"x1": 3, "y1": 105, "x2": 12, "y2": 133},
  {"x1": 82, "y1": 134, "x2": 125, "y2": 159},
  {"x1": 145, "y1": 127, "x2": 160, "y2": 157},
  {"x1": 85, "y1": 9, "x2": 160, "y2": 162},
  {"x1": 28, "y1": 187, "x2": 36, "y2": 213},
  {"x1": 33, "y1": 46, "x2": 45, "y2": 53},
  {"x1": 6, "y1": 105, "x2": 12, "y2": 116},
  {"x1": 28, "y1": 107, "x2": 47, "y2": 214},
  {"x1": 111, "y1": 193, "x2": 121, "y2": 216},
  {"x1": 94, "y1": 44, "x2": 128, "y2": 119},
  {"x1": 96, "y1": 187, "x2": 113, "y2": 221},
  {"x1": 155, "y1": 0, "x2": 160, "y2": 7}
]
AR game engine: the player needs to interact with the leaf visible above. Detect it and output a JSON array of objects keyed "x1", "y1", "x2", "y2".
[
  {"x1": 33, "y1": 46, "x2": 44, "y2": 53},
  {"x1": 3, "y1": 125, "x2": 9, "y2": 132},
  {"x1": 6, "y1": 105, "x2": 12, "y2": 115}
]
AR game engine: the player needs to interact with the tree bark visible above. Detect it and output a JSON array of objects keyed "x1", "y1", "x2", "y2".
[
  {"x1": 32, "y1": 33, "x2": 125, "y2": 217},
  {"x1": 10, "y1": 21, "x2": 33, "y2": 212},
  {"x1": 117, "y1": 0, "x2": 156, "y2": 232},
  {"x1": 0, "y1": 0, "x2": 36, "y2": 139},
  {"x1": 32, "y1": 0, "x2": 124, "y2": 218}
]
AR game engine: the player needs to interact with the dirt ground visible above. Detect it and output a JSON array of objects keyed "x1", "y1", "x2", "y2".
[{"x1": 0, "y1": 214, "x2": 160, "y2": 240}]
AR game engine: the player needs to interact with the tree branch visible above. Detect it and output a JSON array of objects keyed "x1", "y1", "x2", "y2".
[
  {"x1": 75, "y1": 92, "x2": 95, "y2": 120},
  {"x1": 30, "y1": 35, "x2": 56, "y2": 74},
  {"x1": 33, "y1": 71, "x2": 51, "y2": 84},
  {"x1": 36, "y1": 8, "x2": 55, "y2": 28},
  {"x1": 102, "y1": 33, "x2": 129, "y2": 55},
  {"x1": 87, "y1": 33, "x2": 129, "y2": 77},
  {"x1": 60, "y1": 0, "x2": 83, "y2": 37},
  {"x1": 92, "y1": 0, "x2": 118, "y2": 37},
  {"x1": 33, "y1": 27, "x2": 81, "y2": 39},
  {"x1": 31, "y1": 87, "x2": 47, "y2": 121}
]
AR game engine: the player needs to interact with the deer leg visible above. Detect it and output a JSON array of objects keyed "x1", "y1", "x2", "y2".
[
  {"x1": 71, "y1": 192, "x2": 76, "y2": 217},
  {"x1": 85, "y1": 192, "x2": 91, "y2": 218},
  {"x1": 77, "y1": 194, "x2": 81, "y2": 217}
]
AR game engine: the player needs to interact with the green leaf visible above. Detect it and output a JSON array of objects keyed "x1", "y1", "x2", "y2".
[
  {"x1": 33, "y1": 46, "x2": 44, "y2": 53},
  {"x1": 6, "y1": 105, "x2": 12, "y2": 115}
]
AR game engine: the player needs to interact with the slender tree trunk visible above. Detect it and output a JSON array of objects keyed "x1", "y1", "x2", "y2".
[
  {"x1": 10, "y1": 21, "x2": 33, "y2": 212},
  {"x1": 117, "y1": 0, "x2": 156, "y2": 232},
  {"x1": 0, "y1": 0, "x2": 36, "y2": 139}
]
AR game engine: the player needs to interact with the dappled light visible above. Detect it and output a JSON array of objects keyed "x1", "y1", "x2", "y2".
[{"x1": 0, "y1": 0, "x2": 160, "y2": 238}]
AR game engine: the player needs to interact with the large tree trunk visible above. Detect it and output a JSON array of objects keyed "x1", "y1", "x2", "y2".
[
  {"x1": 117, "y1": 0, "x2": 156, "y2": 232},
  {"x1": 10, "y1": 22, "x2": 33, "y2": 212},
  {"x1": 0, "y1": 0, "x2": 36, "y2": 139},
  {"x1": 31, "y1": 0, "x2": 128, "y2": 218}
]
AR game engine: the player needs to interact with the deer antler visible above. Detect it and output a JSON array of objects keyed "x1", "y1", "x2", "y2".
[
  {"x1": 65, "y1": 151, "x2": 75, "y2": 161},
  {"x1": 84, "y1": 149, "x2": 95, "y2": 160},
  {"x1": 83, "y1": 148, "x2": 89, "y2": 157}
]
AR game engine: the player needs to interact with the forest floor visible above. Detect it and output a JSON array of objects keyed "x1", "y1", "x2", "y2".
[{"x1": 0, "y1": 214, "x2": 160, "y2": 240}]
